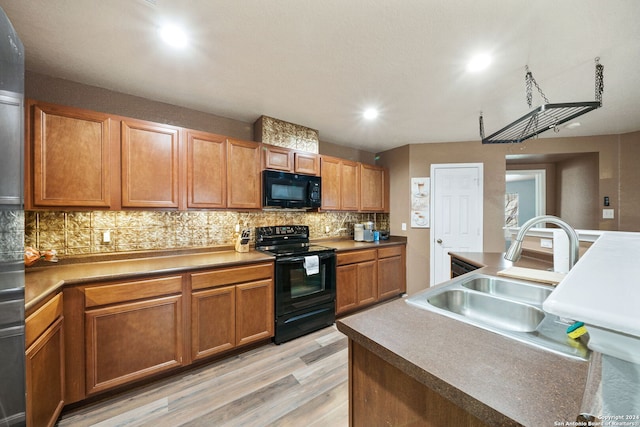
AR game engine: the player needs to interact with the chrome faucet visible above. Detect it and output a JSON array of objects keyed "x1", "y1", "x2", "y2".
[{"x1": 505, "y1": 215, "x2": 580, "y2": 269}]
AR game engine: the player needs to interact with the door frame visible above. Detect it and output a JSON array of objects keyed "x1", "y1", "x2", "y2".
[
  {"x1": 506, "y1": 169, "x2": 546, "y2": 221},
  {"x1": 430, "y1": 163, "x2": 484, "y2": 285}
]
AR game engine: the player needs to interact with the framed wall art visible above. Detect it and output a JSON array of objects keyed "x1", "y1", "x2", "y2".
[{"x1": 411, "y1": 177, "x2": 430, "y2": 228}]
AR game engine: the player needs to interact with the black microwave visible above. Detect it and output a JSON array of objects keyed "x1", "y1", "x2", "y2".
[{"x1": 263, "y1": 170, "x2": 321, "y2": 209}]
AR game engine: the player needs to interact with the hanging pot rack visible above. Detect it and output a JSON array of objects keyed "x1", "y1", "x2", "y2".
[{"x1": 480, "y1": 58, "x2": 604, "y2": 144}]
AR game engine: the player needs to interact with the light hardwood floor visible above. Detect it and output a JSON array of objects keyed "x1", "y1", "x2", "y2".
[{"x1": 56, "y1": 326, "x2": 348, "y2": 427}]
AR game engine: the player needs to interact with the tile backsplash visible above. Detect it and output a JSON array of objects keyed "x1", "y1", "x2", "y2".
[{"x1": 25, "y1": 210, "x2": 389, "y2": 257}]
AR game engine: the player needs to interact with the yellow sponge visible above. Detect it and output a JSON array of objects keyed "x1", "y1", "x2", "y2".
[{"x1": 567, "y1": 321, "x2": 587, "y2": 339}]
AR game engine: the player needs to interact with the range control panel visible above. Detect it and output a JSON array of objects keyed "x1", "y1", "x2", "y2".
[{"x1": 255, "y1": 225, "x2": 309, "y2": 243}]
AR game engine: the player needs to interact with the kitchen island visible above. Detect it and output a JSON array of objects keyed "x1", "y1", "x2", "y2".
[{"x1": 337, "y1": 254, "x2": 589, "y2": 426}]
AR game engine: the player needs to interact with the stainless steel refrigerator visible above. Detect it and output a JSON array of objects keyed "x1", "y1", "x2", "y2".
[{"x1": 0, "y1": 5, "x2": 25, "y2": 427}]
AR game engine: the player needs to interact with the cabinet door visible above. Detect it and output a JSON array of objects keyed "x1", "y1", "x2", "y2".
[
  {"x1": 187, "y1": 130, "x2": 226, "y2": 208},
  {"x1": 360, "y1": 163, "x2": 386, "y2": 212},
  {"x1": 26, "y1": 317, "x2": 65, "y2": 427},
  {"x1": 294, "y1": 152, "x2": 319, "y2": 175},
  {"x1": 31, "y1": 103, "x2": 112, "y2": 208},
  {"x1": 263, "y1": 145, "x2": 292, "y2": 171},
  {"x1": 85, "y1": 295, "x2": 184, "y2": 394},
  {"x1": 227, "y1": 139, "x2": 261, "y2": 209},
  {"x1": 336, "y1": 264, "x2": 358, "y2": 315},
  {"x1": 341, "y1": 160, "x2": 360, "y2": 211},
  {"x1": 357, "y1": 260, "x2": 377, "y2": 306},
  {"x1": 121, "y1": 119, "x2": 180, "y2": 208},
  {"x1": 235, "y1": 279, "x2": 273, "y2": 346},
  {"x1": 378, "y1": 255, "x2": 405, "y2": 300},
  {"x1": 191, "y1": 286, "x2": 235, "y2": 360},
  {"x1": 320, "y1": 156, "x2": 341, "y2": 210}
]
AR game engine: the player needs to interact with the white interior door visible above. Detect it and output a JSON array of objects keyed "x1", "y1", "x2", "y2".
[{"x1": 430, "y1": 163, "x2": 483, "y2": 285}]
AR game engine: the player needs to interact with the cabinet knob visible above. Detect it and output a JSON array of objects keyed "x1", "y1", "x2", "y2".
[{"x1": 436, "y1": 239, "x2": 443, "y2": 244}]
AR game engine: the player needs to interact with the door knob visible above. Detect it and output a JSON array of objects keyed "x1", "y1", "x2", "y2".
[{"x1": 436, "y1": 239, "x2": 442, "y2": 244}]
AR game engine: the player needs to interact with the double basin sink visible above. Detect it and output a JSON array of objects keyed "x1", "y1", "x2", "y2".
[{"x1": 406, "y1": 273, "x2": 589, "y2": 360}]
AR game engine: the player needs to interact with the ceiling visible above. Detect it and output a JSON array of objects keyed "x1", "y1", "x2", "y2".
[{"x1": 2, "y1": 0, "x2": 639, "y2": 153}]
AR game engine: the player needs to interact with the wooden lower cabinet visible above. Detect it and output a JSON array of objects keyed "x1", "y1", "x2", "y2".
[
  {"x1": 337, "y1": 245, "x2": 406, "y2": 315},
  {"x1": 85, "y1": 295, "x2": 184, "y2": 395},
  {"x1": 191, "y1": 286, "x2": 236, "y2": 360},
  {"x1": 25, "y1": 293, "x2": 65, "y2": 427},
  {"x1": 377, "y1": 245, "x2": 406, "y2": 300},
  {"x1": 350, "y1": 341, "x2": 488, "y2": 426},
  {"x1": 336, "y1": 249, "x2": 378, "y2": 315},
  {"x1": 190, "y1": 263, "x2": 274, "y2": 361},
  {"x1": 83, "y1": 275, "x2": 184, "y2": 395},
  {"x1": 236, "y1": 280, "x2": 274, "y2": 346}
]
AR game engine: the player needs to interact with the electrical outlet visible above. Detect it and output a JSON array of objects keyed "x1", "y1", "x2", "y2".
[
  {"x1": 401, "y1": 223, "x2": 407, "y2": 231},
  {"x1": 102, "y1": 230, "x2": 111, "y2": 243},
  {"x1": 540, "y1": 238, "x2": 553, "y2": 249},
  {"x1": 603, "y1": 208, "x2": 615, "y2": 219},
  {"x1": 235, "y1": 223, "x2": 240, "y2": 232},
  {"x1": 325, "y1": 225, "x2": 330, "y2": 233}
]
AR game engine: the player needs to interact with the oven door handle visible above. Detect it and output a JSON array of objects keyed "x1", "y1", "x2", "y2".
[{"x1": 278, "y1": 253, "x2": 335, "y2": 264}]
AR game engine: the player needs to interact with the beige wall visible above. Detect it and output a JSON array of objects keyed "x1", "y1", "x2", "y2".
[
  {"x1": 26, "y1": 71, "x2": 376, "y2": 163},
  {"x1": 26, "y1": 71, "x2": 254, "y2": 140},
  {"x1": 619, "y1": 131, "x2": 640, "y2": 231},
  {"x1": 378, "y1": 132, "x2": 640, "y2": 296},
  {"x1": 319, "y1": 140, "x2": 376, "y2": 164},
  {"x1": 556, "y1": 153, "x2": 599, "y2": 229}
]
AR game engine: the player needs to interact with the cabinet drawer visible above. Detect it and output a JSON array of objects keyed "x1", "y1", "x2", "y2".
[
  {"x1": 85, "y1": 276, "x2": 183, "y2": 308},
  {"x1": 378, "y1": 245, "x2": 403, "y2": 259},
  {"x1": 190, "y1": 263, "x2": 273, "y2": 291},
  {"x1": 337, "y1": 249, "x2": 377, "y2": 266},
  {"x1": 26, "y1": 293, "x2": 63, "y2": 348}
]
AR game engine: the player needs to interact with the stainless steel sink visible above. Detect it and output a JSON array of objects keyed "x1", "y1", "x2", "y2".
[
  {"x1": 406, "y1": 273, "x2": 589, "y2": 360},
  {"x1": 460, "y1": 276, "x2": 552, "y2": 305},
  {"x1": 428, "y1": 289, "x2": 545, "y2": 332}
]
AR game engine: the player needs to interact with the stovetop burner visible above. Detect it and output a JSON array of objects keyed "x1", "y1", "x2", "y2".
[
  {"x1": 255, "y1": 225, "x2": 334, "y2": 257},
  {"x1": 261, "y1": 244, "x2": 334, "y2": 257}
]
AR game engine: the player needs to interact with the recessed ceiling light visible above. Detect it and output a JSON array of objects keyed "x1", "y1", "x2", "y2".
[
  {"x1": 158, "y1": 24, "x2": 188, "y2": 48},
  {"x1": 565, "y1": 122, "x2": 581, "y2": 129},
  {"x1": 467, "y1": 53, "x2": 492, "y2": 72},
  {"x1": 363, "y1": 108, "x2": 379, "y2": 120}
]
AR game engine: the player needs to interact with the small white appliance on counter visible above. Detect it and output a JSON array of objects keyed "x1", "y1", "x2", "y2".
[
  {"x1": 363, "y1": 221, "x2": 374, "y2": 242},
  {"x1": 354, "y1": 224, "x2": 364, "y2": 241}
]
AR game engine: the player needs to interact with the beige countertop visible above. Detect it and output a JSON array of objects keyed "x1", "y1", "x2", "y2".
[
  {"x1": 449, "y1": 251, "x2": 554, "y2": 273},
  {"x1": 337, "y1": 252, "x2": 589, "y2": 426},
  {"x1": 25, "y1": 237, "x2": 406, "y2": 311}
]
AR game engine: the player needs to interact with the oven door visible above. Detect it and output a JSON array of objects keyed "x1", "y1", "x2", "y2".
[{"x1": 274, "y1": 251, "x2": 336, "y2": 316}]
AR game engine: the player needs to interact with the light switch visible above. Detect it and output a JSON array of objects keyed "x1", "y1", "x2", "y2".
[
  {"x1": 603, "y1": 209, "x2": 615, "y2": 219},
  {"x1": 540, "y1": 239, "x2": 553, "y2": 249},
  {"x1": 401, "y1": 223, "x2": 407, "y2": 231}
]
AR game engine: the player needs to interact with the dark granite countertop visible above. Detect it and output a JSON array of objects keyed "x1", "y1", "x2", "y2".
[
  {"x1": 25, "y1": 237, "x2": 406, "y2": 311},
  {"x1": 337, "y1": 252, "x2": 589, "y2": 426}
]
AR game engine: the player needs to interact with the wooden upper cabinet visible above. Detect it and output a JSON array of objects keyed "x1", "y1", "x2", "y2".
[
  {"x1": 360, "y1": 163, "x2": 388, "y2": 212},
  {"x1": 320, "y1": 155, "x2": 359, "y2": 211},
  {"x1": 186, "y1": 130, "x2": 226, "y2": 209},
  {"x1": 341, "y1": 160, "x2": 360, "y2": 211},
  {"x1": 29, "y1": 102, "x2": 112, "y2": 208},
  {"x1": 320, "y1": 156, "x2": 341, "y2": 210},
  {"x1": 121, "y1": 119, "x2": 180, "y2": 208},
  {"x1": 293, "y1": 151, "x2": 319, "y2": 175},
  {"x1": 227, "y1": 139, "x2": 261, "y2": 209},
  {"x1": 263, "y1": 144, "x2": 292, "y2": 172},
  {"x1": 262, "y1": 144, "x2": 319, "y2": 175}
]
